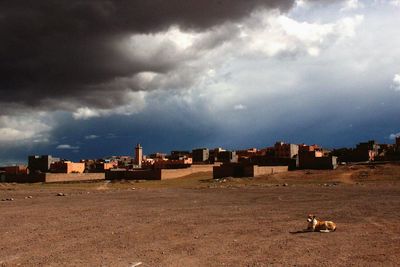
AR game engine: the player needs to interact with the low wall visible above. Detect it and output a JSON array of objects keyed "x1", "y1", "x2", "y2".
[
  {"x1": 106, "y1": 169, "x2": 158, "y2": 180},
  {"x1": 106, "y1": 165, "x2": 216, "y2": 180},
  {"x1": 2, "y1": 173, "x2": 105, "y2": 183},
  {"x1": 214, "y1": 164, "x2": 288, "y2": 179},
  {"x1": 159, "y1": 164, "x2": 214, "y2": 180},
  {"x1": 249, "y1": 165, "x2": 288, "y2": 176},
  {"x1": 41, "y1": 173, "x2": 105, "y2": 183},
  {"x1": 2, "y1": 174, "x2": 44, "y2": 183}
]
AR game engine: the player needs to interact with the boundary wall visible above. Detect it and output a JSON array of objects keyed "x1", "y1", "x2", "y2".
[
  {"x1": 106, "y1": 164, "x2": 216, "y2": 180},
  {"x1": 213, "y1": 164, "x2": 288, "y2": 179}
]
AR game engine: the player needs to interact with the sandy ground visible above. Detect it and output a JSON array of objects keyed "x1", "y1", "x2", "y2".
[{"x1": 1, "y1": 163, "x2": 400, "y2": 266}]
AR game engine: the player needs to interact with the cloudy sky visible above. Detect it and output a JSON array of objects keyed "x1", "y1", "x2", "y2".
[{"x1": 1, "y1": 0, "x2": 400, "y2": 164}]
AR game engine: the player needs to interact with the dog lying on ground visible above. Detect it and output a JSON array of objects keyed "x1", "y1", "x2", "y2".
[{"x1": 307, "y1": 214, "x2": 336, "y2": 232}]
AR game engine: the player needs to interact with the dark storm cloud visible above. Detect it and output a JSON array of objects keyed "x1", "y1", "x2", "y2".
[{"x1": 0, "y1": 0, "x2": 294, "y2": 112}]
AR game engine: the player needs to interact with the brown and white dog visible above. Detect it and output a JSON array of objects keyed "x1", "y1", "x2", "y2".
[{"x1": 307, "y1": 214, "x2": 337, "y2": 232}]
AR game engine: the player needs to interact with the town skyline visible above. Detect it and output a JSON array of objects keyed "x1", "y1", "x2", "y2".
[
  {"x1": 2, "y1": 135, "x2": 399, "y2": 166},
  {"x1": 1, "y1": 1, "x2": 400, "y2": 165}
]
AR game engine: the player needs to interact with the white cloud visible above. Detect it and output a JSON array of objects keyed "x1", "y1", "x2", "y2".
[
  {"x1": 234, "y1": 104, "x2": 247, "y2": 110},
  {"x1": 341, "y1": 0, "x2": 364, "y2": 11},
  {"x1": 72, "y1": 107, "x2": 100, "y2": 120},
  {"x1": 240, "y1": 12, "x2": 364, "y2": 58},
  {"x1": 69, "y1": 9, "x2": 365, "y2": 121},
  {"x1": 85, "y1": 134, "x2": 99, "y2": 140},
  {"x1": 391, "y1": 74, "x2": 400, "y2": 91},
  {"x1": 390, "y1": 0, "x2": 400, "y2": 7},
  {"x1": 0, "y1": 128, "x2": 32, "y2": 142},
  {"x1": 389, "y1": 133, "x2": 400, "y2": 139},
  {"x1": 295, "y1": 0, "x2": 308, "y2": 8},
  {"x1": 56, "y1": 144, "x2": 80, "y2": 150},
  {"x1": 73, "y1": 91, "x2": 146, "y2": 120},
  {"x1": 0, "y1": 114, "x2": 52, "y2": 143}
]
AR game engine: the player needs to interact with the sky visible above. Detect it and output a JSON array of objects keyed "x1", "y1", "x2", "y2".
[{"x1": 1, "y1": 0, "x2": 400, "y2": 165}]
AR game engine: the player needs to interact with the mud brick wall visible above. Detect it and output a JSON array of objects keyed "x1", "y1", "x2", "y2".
[
  {"x1": 250, "y1": 165, "x2": 288, "y2": 176},
  {"x1": 159, "y1": 165, "x2": 214, "y2": 180},
  {"x1": 106, "y1": 169, "x2": 158, "y2": 180},
  {"x1": 43, "y1": 173, "x2": 105, "y2": 183},
  {"x1": 214, "y1": 164, "x2": 288, "y2": 179}
]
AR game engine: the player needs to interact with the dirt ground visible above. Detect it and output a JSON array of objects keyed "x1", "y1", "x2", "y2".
[{"x1": 1, "y1": 163, "x2": 400, "y2": 266}]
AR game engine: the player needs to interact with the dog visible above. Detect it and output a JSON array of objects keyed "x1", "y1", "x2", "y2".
[{"x1": 307, "y1": 214, "x2": 336, "y2": 233}]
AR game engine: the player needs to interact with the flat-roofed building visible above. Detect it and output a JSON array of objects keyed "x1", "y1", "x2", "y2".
[
  {"x1": 50, "y1": 161, "x2": 85, "y2": 173},
  {"x1": 28, "y1": 155, "x2": 60, "y2": 173},
  {"x1": 299, "y1": 150, "x2": 337, "y2": 170},
  {"x1": 274, "y1": 142, "x2": 299, "y2": 158},
  {"x1": 1, "y1": 165, "x2": 29, "y2": 175},
  {"x1": 192, "y1": 148, "x2": 209, "y2": 163}
]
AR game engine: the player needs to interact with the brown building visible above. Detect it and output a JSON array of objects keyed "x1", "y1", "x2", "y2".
[
  {"x1": 0, "y1": 165, "x2": 29, "y2": 183},
  {"x1": 0, "y1": 165, "x2": 29, "y2": 175},
  {"x1": 299, "y1": 151, "x2": 337, "y2": 170},
  {"x1": 274, "y1": 142, "x2": 299, "y2": 158},
  {"x1": 50, "y1": 161, "x2": 85, "y2": 174},
  {"x1": 152, "y1": 158, "x2": 193, "y2": 169},
  {"x1": 28, "y1": 155, "x2": 60, "y2": 173},
  {"x1": 298, "y1": 144, "x2": 321, "y2": 153},
  {"x1": 236, "y1": 148, "x2": 258, "y2": 160},
  {"x1": 333, "y1": 140, "x2": 380, "y2": 163},
  {"x1": 192, "y1": 148, "x2": 210, "y2": 163}
]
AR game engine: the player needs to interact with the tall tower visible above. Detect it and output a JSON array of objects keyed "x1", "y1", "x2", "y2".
[{"x1": 135, "y1": 143, "x2": 143, "y2": 168}]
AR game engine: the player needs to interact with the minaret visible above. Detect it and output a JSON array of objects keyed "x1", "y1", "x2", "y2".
[{"x1": 135, "y1": 143, "x2": 143, "y2": 168}]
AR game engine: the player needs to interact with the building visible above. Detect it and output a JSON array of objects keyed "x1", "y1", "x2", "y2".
[
  {"x1": 148, "y1": 153, "x2": 167, "y2": 160},
  {"x1": 0, "y1": 170, "x2": 5, "y2": 182},
  {"x1": 216, "y1": 151, "x2": 238, "y2": 163},
  {"x1": 396, "y1": 136, "x2": 400, "y2": 148},
  {"x1": 169, "y1": 151, "x2": 191, "y2": 160},
  {"x1": 299, "y1": 151, "x2": 338, "y2": 170},
  {"x1": 274, "y1": 142, "x2": 299, "y2": 158},
  {"x1": 192, "y1": 148, "x2": 210, "y2": 163},
  {"x1": 209, "y1": 148, "x2": 226, "y2": 162},
  {"x1": 236, "y1": 148, "x2": 258, "y2": 160},
  {"x1": 152, "y1": 158, "x2": 193, "y2": 169},
  {"x1": 80, "y1": 159, "x2": 117, "y2": 172},
  {"x1": 134, "y1": 144, "x2": 143, "y2": 168},
  {"x1": 0, "y1": 165, "x2": 29, "y2": 175},
  {"x1": 356, "y1": 140, "x2": 379, "y2": 153},
  {"x1": 298, "y1": 144, "x2": 321, "y2": 153},
  {"x1": 332, "y1": 140, "x2": 380, "y2": 163},
  {"x1": 353, "y1": 140, "x2": 379, "y2": 162},
  {"x1": 28, "y1": 155, "x2": 60, "y2": 173},
  {"x1": 50, "y1": 161, "x2": 85, "y2": 173},
  {"x1": 0, "y1": 165, "x2": 29, "y2": 182}
]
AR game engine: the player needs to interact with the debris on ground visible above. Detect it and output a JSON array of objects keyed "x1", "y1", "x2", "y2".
[
  {"x1": 322, "y1": 183, "x2": 339, "y2": 187},
  {"x1": 57, "y1": 192, "x2": 67, "y2": 196},
  {"x1": 1, "y1": 198, "x2": 14, "y2": 201}
]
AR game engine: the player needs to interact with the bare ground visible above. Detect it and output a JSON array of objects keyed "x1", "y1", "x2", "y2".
[{"x1": 1, "y1": 163, "x2": 400, "y2": 266}]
